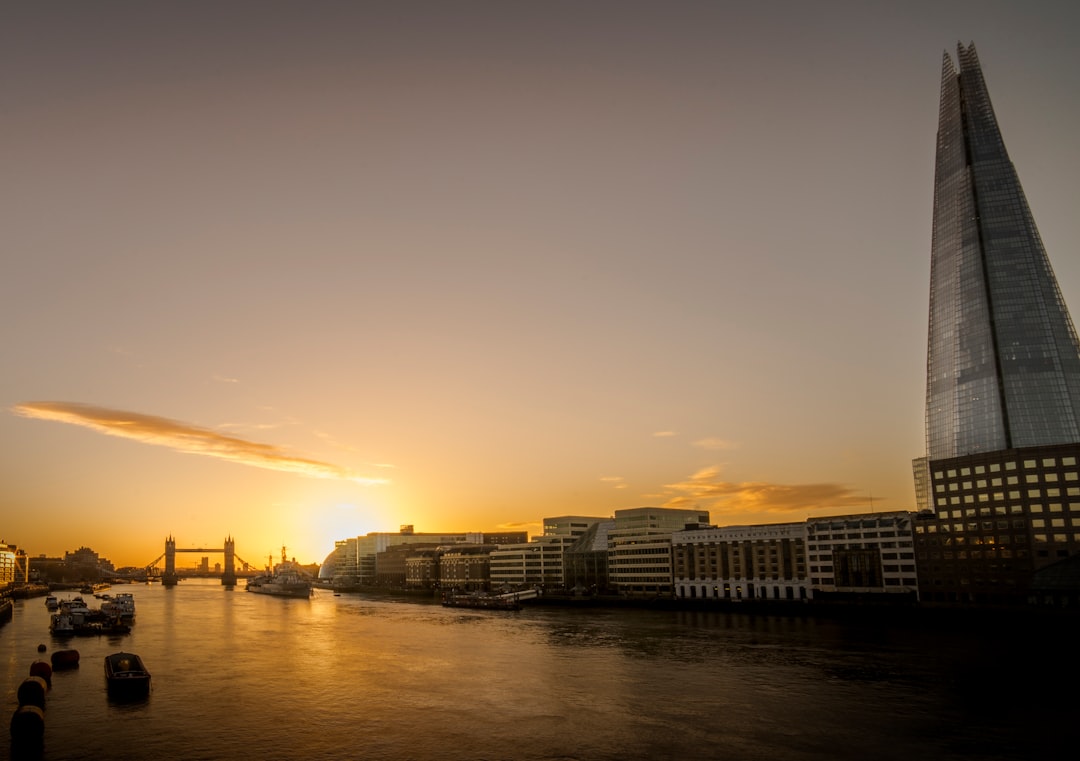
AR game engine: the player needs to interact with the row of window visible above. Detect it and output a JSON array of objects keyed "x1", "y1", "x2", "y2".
[
  {"x1": 937, "y1": 473, "x2": 1080, "y2": 492},
  {"x1": 810, "y1": 577, "x2": 918, "y2": 587},
  {"x1": 935, "y1": 456, "x2": 1078, "y2": 479},
  {"x1": 938, "y1": 492, "x2": 1080, "y2": 506}
]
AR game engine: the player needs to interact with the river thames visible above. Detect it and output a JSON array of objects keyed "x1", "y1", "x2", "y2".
[{"x1": 2, "y1": 580, "x2": 1075, "y2": 760}]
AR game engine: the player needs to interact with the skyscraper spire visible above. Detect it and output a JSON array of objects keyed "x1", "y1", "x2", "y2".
[{"x1": 924, "y1": 42, "x2": 1080, "y2": 461}]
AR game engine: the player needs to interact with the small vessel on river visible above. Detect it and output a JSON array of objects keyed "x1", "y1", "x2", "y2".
[
  {"x1": 246, "y1": 547, "x2": 313, "y2": 598},
  {"x1": 102, "y1": 592, "x2": 136, "y2": 622},
  {"x1": 442, "y1": 592, "x2": 522, "y2": 611},
  {"x1": 105, "y1": 651, "x2": 151, "y2": 700},
  {"x1": 246, "y1": 568, "x2": 313, "y2": 598}
]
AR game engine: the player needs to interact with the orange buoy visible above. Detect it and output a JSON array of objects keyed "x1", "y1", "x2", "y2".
[
  {"x1": 9, "y1": 704, "x2": 45, "y2": 743},
  {"x1": 29, "y1": 660, "x2": 53, "y2": 688},
  {"x1": 51, "y1": 649, "x2": 81, "y2": 670}
]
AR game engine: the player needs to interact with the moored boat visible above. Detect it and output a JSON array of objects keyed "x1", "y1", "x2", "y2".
[
  {"x1": 246, "y1": 568, "x2": 312, "y2": 598},
  {"x1": 50, "y1": 613, "x2": 76, "y2": 636},
  {"x1": 45, "y1": 595, "x2": 59, "y2": 610},
  {"x1": 101, "y1": 592, "x2": 135, "y2": 622},
  {"x1": 104, "y1": 651, "x2": 151, "y2": 699},
  {"x1": 441, "y1": 592, "x2": 522, "y2": 611}
]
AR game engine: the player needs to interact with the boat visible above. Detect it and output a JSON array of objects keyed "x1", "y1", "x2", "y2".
[
  {"x1": 246, "y1": 568, "x2": 313, "y2": 598},
  {"x1": 50, "y1": 613, "x2": 76, "y2": 636},
  {"x1": 441, "y1": 592, "x2": 522, "y2": 611},
  {"x1": 44, "y1": 595, "x2": 59, "y2": 610},
  {"x1": 245, "y1": 547, "x2": 313, "y2": 598},
  {"x1": 104, "y1": 651, "x2": 151, "y2": 699},
  {"x1": 101, "y1": 592, "x2": 136, "y2": 622},
  {"x1": 74, "y1": 617, "x2": 131, "y2": 636},
  {"x1": 61, "y1": 596, "x2": 92, "y2": 617}
]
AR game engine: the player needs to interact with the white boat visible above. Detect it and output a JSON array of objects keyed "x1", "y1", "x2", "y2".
[
  {"x1": 62, "y1": 596, "x2": 91, "y2": 614},
  {"x1": 50, "y1": 613, "x2": 75, "y2": 636},
  {"x1": 102, "y1": 592, "x2": 136, "y2": 622}
]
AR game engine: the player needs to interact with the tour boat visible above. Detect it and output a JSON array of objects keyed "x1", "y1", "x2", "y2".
[
  {"x1": 44, "y1": 595, "x2": 59, "y2": 611},
  {"x1": 104, "y1": 651, "x2": 151, "y2": 699}
]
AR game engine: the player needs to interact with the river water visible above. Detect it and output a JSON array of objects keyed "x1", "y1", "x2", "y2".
[{"x1": 2, "y1": 580, "x2": 1074, "y2": 760}]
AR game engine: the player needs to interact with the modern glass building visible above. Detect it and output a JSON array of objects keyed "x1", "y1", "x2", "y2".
[
  {"x1": 914, "y1": 44, "x2": 1080, "y2": 604},
  {"x1": 923, "y1": 43, "x2": 1080, "y2": 462}
]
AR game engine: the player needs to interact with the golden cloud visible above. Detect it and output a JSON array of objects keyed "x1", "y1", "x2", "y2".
[
  {"x1": 662, "y1": 464, "x2": 869, "y2": 518},
  {"x1": 12, "y1": 401, "x2": 387, "y2": 485},
  {"x1": 692, "y1": 437, "x2": 738, "y2": 451}
]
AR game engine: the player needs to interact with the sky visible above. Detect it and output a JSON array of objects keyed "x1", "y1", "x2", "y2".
[{"x1": 3, "y1": 1, "x2": 1080, "y2": 569}]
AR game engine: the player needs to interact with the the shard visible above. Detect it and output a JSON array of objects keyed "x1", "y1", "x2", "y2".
[
  {"x1": 914, "y1": 44, "x2": 1080, "y2": 605},
  {"x1": 924, "y1": 42, "x2": 1080, "y2": 461}
]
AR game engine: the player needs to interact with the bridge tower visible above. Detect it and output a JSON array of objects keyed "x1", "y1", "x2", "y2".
[
  {"x1": 222, "y1": 535, "x2": 237, "y2": 586},
  {"x1": 163, "y1": 535, "x2": 178, "y2": 587}
]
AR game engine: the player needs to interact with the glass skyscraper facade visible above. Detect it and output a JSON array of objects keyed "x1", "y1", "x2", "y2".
[
  {"x1": 924, "y1": 43, "x2": 1080, "y2": 461},
  {"x1": 914, "y1": 45, "x2": 1080, "y2": 604}
]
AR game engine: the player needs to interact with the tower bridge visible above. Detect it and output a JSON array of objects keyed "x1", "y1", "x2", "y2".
[{"x1": 145, "y1": 535, "x2": 257, "y2": 586}]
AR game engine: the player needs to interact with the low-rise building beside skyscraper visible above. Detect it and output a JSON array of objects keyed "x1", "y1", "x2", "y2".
[
  {"x1": 672, "y1": 514, "x2": 917, "y2": 604},
  {"x1": 807, "y1": 512, "x2": 918, "y2": 601},
  {"x1": 672, "y1": 522, "x2": 808, "y2": 602}
]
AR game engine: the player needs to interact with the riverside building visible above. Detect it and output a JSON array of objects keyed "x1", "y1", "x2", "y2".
[
  {"x1": 323, "y1": 526, "x2": 526, "y2": 586},
  {"x1": 488, "y1": 515, "x2": 608, "y2": 591},
  {"x1": 608, "y1": 507, "x2": 709, "y2": 596},
  {"x1": 672, "y1": 522, "x2": 808, "y2": 602},
  {"x1": 1, "y1": 542, "x2": 19, "y2": 586},
  {"x1": 807, "y1": 512, "x2": 918, "y2": 601},
  {"x1": 672, "y1": 513, "x2": 917, "y2": 603},
  {"x1": 913, "y1": 44, "x2": 1080, "y2": 604}
]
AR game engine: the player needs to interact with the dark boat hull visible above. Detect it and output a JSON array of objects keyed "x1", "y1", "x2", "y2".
[{"x1": 104, "y1": 651, "x2": 151, "y2": 700}]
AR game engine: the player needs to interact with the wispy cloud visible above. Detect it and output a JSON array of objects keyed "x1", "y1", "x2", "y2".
[
  {"x1": 12, "y1": 401, "x2": 387, "y2": 485},
  {"x1": 600, "y1": 475, "x2": 628, "y2": 490},
  {"x1": 662, "y1": 465, "x2": 869, "y2": 518},
  {"x1": 652, "y1": 431, "x2": 677, "y2": 438},
  {"x1": 692, "y1": 437, "x2": 738, "y2": 451}
]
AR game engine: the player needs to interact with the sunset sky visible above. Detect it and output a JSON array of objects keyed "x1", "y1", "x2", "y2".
[{"x1": 4, "y1": 1, "x2": 1080, "y2": 569}]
